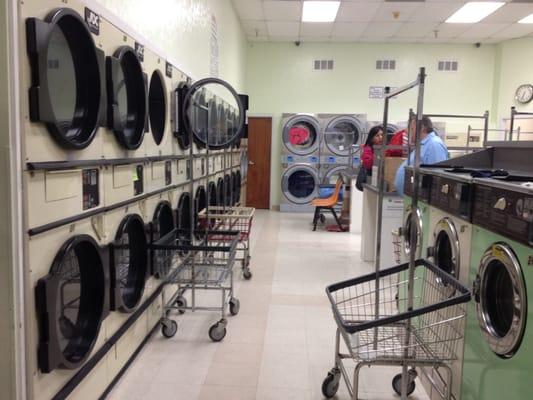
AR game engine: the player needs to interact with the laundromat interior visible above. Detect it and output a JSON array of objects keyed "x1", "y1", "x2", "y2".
[{"x1": 3, "y1": 0, "x2": 533, "y2": 399}]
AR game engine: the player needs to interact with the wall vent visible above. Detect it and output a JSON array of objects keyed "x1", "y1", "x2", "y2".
[
  {"x1": 438, "y1": 60, "x2": 458, "y2": 71},
  {"x1": 376, "y1": 60, "x2": 396, "y2": 70},
  {"x1": 313, "y1": 59, "x2": 334, "y2": 70}
]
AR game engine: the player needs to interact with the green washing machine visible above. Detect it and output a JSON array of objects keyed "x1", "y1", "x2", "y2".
[{"x1": 461, "y1": 179, "x2": 533, "y2": 400}]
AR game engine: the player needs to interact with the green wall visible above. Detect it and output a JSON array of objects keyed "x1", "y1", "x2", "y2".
[{"x1": 245, "y1": 42, "x2": 497, "y2": 207}]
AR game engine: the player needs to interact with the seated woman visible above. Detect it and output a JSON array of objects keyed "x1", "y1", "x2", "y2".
[{"x1": 361, "y1": 125, "x2": 383, "y2": 175}]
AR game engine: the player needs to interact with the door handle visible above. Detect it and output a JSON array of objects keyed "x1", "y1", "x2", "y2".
[{"x1": 249, "y1": 160, "x2": 255, "y2": 166}]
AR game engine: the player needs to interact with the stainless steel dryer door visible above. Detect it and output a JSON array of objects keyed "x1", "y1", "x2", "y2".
[
  {"x1": 324, "y1": 116, "x2": 364, "y2": 157},
  {"x1": 475, "y1": 243, "x2": 527, "y2": 358},
  {"x1": 282, "y1": 164, "x2": 319, "y2": 204},
  {"x1": 282, "y1": 115, "x2": 320, "y2": 156},
  {"x1": 403, "y1": 206, "x2": 423, "y2": 259},
  {"x1": 431, "y1": 217, "x2": 460, "y2": 295}
]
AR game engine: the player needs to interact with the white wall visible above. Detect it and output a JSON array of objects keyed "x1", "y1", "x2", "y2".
[{"x1": 245, "y1": 41, "x2": 497, "y2": 207}]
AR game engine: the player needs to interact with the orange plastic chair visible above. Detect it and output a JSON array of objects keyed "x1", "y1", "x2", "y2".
[{"x1": 311, "y1": 177, "x2": 345, "y2": 231}]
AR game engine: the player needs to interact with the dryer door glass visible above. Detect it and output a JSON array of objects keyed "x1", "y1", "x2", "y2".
[
  {"x1": 325, "y1": 119, "x2": 362, "y2": 156},
  {"x1": 288, "y1": 170, "x2": 315, "y2": 198},
  {"x1": 114, "y1": 215, "x2": 148, "y2": 311},
  {"x1": 217, "y1": 178, "x2": 225, "y2": 206},
  {"x1": 149, "y1": 70, "x2": 167, "y2": 145},
  {"x1": 183, "y1": 78, "x2": 244, "y2": 149},
  {"x1": 403, "y1": 208, "x2": 422, "y2": 258},
  {"x1": 177, "y1": 193, "x2": 192, "y2": 247},
  {"x1": 153, "y1": 202, "x2": 174, "y2": 240},
  {"x1": 477, "y1": 244, "x2": 526, "y2": 357},
  {"x1": 234, "y1": 171, "x2": 241, "y2": 204},
  {"x1": 152, "y1": 202, "x2": 174, "y2": 278},
  {"x1": 432, "y1": 219, "x2": 459, "y2": 291},
  {"x1": 224, "y1": 175, "x2": 232, "y2": 206},
  {"x1": 194, "y1": 186, "x2": 207, "y2": 232}
]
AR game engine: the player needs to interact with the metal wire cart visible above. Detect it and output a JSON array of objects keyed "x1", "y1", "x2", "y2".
[
  {"x1": 321, "y1": 69, "x2": 471, "y2": 400},
  {"x1": 199, "y1": 206, "x2": 255, "y2": 279}
]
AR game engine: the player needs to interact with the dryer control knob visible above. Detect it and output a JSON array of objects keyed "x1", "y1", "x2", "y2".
[{"x1": 494, "y1": 197, "x2": 507, "y2": 211}]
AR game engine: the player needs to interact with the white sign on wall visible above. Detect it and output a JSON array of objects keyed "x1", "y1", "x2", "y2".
[{"x1": 369, "y1": 86, "x2": 384, "y2": 99}]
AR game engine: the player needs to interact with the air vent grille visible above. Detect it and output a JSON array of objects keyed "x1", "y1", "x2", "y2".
[
  {"x1": 376, "y1": 60, "x2": 396, "y2": 70},
  {"x1": 313, "y1": 59, "x2": 334, "y2": 70},
  {"x1": 438, "y1": 60, "x2": 458, "y2": 72}
]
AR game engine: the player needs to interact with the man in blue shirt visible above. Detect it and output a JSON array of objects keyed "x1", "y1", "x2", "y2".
[{"x1": 395, "y1": 116, "x2": 448, "y2": 196}]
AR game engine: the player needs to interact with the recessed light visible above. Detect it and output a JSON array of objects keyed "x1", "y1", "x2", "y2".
[
  {"x1": 519, "y1": 13, "x2": 533, "y2": 24},
  {"x1": 445, "y1": 2, "x2": 505, "y2": 24},
  {"x1": 302, "y1": 1, "x2": 340, "y2": 23}
]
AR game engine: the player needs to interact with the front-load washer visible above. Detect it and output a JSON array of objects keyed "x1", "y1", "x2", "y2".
[
  {"x1": 280, "y1": 163, "x2": 320, "y2": 213},
  {"x1": 29, "y1": 214, "x2": 109, "y2": 399},
  {"x1": 102, "y1": 162, "x2": 146, "y2": 206},
  {"x1": 319, "y1": 163, "x2": 354, "y2": 185},
  {"x1": 281, "y1": 113, "x2": 320, "y2": 157},
  {"x1": 461, "y1": 178, "x2": 533, "y2": 399},
  {"x1": 318, "y1": 114, "x2": 366, "y2": 162},
  {"x1": 24, "y1": 7, "x2": 106, "y2": 163},
  {"x1": 103, "y1": 40, "x2": 147, "y2": 159},
  {"x1": 176, "y1": 191, "x2": 193, "y2": 248}
]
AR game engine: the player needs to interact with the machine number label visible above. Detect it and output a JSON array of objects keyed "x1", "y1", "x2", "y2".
[
  {"x1": 135, "y1": 42, "x2": 145, "y2": 61},
  {"x1": 166, "y1": 62, "x2": 173, "y2": 78},
  {"x1": 85, "y1": 8, "x2": 100, "y2": 35}
]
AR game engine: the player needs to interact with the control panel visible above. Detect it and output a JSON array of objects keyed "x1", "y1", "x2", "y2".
[
  {"x1": 430, "y1": 175, "x2": 473, "y2": 221},
  {"x1": 473, "y1": 183, "x2": 533, "y2": 246},
  {"x1": 404, "y1": 168, "x2": 432, "y2": 202}
]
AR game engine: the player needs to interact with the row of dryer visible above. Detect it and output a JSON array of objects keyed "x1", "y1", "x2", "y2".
[{"x1": 400, "y1": 144, "x2": 533, "y2": 400}]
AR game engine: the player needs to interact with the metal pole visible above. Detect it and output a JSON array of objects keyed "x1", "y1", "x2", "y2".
[
  {"x1": 509, "y1": 106, "x2": 516, "y2": 141},
  {"x1": 482, "y1": 110, "x2": 489, "y2": 148},
  {"x1": 373, "y1": 86, "x2": 391, "y2": 349},
  {"x1": 402, "y1": 67, "x2": 426, "y2": 400},
  {"x1": 406, "y1": 109, "x2": 415, "y2": 166}
]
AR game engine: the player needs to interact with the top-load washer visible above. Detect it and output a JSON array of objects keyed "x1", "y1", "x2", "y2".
[
  {"x1": 461, "y1": 178, "x2": 533, "y2": 400},
  {"x1": 281, "y1": 113, "x2": 320, "y2": 157},
  {"x1": 24, "y1": 7, "x2": 107, "y2": 163}
]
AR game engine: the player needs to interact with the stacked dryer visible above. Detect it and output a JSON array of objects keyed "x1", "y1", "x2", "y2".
[
  {"x1": 280, "y1": 113, "x2": 321, "y2": 212},
  {"x1": 318, "y1": 114, "x2": 366, "y2": 185}
]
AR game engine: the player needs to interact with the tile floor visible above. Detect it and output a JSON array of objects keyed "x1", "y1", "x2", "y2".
[{"x1": 108, "y1": 211, "x2": 429, "y2": 400}]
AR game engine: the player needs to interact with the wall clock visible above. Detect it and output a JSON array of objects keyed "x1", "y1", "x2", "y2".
[{"x1": 515, "y1": 84, "x2": 533, "y2": 104}]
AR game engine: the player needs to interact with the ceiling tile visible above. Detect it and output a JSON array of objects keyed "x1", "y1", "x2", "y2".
[
  {"x1": 300, "y1": 36, "x2": 332, "y2": 42},
  {"x1": 241, "y1": 20, "x2": 268, "y2": 36},
  {"x1": 267, "y1": 21, "x2": 300, "y2": 36},
  {"x1": 483, "y1": 3, "x2": 533, "y2": 23},
  {"x1": 491, "y1": 23, "x2": 533, "y2": 38},
  {"x1": 373, "y1": 2, "x2": 423, "y2": 22},
  {"x1": 362, "y1": 22, "x2": 403, "y2": 38},
  {"x1": 248, "y1": 35, "x2": 269, "y2": 42},
  {"x1": 231, "y1": 0, "x2": 264, "y2": 20},
  {"x1": 408, "y1": 3, "x2": 464, "y2": 23},
  {"x1": 395, "y1": 22, "x2": 440, "y2": 38},
  {"x1": 269, "y1": 35, "x2": 300, "y2": 42},
  {"x1": 433, "y1": 22, "x2": 473, "y2": 38},
  {"x1": 331, "y1": 22, "x2": 368, "y2": 37},
  {"x1": 459, "y1": 23, "x2": 508, "y2": 38},
  {"x1": 263, "y1": 1, "x2": 302, "y2": 22},
  {"x1": 335, "y1": 2, "x2": 381, "y2": 22},
  {"x1": 300, "y1": 22, "x2": 334, "y2": 37}
]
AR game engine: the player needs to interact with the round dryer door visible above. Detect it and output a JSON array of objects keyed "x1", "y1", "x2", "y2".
[
  {"x1": 476, "y1": 243, "x2": 527, "y2": 358},
  {"x1": 224, "y1": 174, "x2": 233, "y2": 206},
  {"x1": 26, "y1": 8, "x2": 103, "y2": 149},
  {"x1": 216, "y1": 178, "x2": 225, "y2": 206},
  {"x1": 112, "y1": 214, "x2": 148, "y2": 313},
  {"x1": 194, "y1": 186, "x2": 207, "y2": 232},
  {"x1": 148, "y1": 70, "x2": 167, "y2": 145},
  {"x1": 282, "y1": 115, "x2": 320, "y2": 156},
  {"x1": 208, "y1": 182, "x2": 218, "y2": 207},
  {"x1": 152, "y1": 202, "x2": 175, "y2": 278},
  {"x1": 403, "y1": 206, "x2": 423, "y2": 259},
  {"x1": 282, "y1": 165, "x2": 319, "y2": 204},
  {"x1": 177, "y1": 192, "x2": 192, "y2": 247},
  {"x1": 323, "y1": 166, "x2": 352, "y2": 185},
  {"x1": 234, "y1": 171, "x2": 241, "y2": 204},
  {"x1": 107, "y1": 46, "x2": 147, "y2": 149},
  {"x1": 324, "y1": 116, "x2": 364, "y2": 157},
  {"x1": 35, "y1": 235, "x2": 108, "y2": 372},
  {"x1": 183, "y1": 78, "x2": 244, "y2": 150},
  {"x1": 175, "y1": 82, "x2": 191, "y2": 150},
  {"x1": 431, "y1": 217, "x2": 460, "y2": 295}
]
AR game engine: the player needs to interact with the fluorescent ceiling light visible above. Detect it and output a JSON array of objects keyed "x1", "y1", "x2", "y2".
[
  {"x1": 445, "y1": 2, "x2": 505, "y2": 23},
  {"x1": 302, "y1": 1, "x2": 340, "y2": 22},
  {"x1": 519, "y1": 13, "x2": 533, "y2": 24}
]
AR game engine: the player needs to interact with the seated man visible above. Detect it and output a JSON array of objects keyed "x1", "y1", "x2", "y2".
[{"x1": 395, "y1": 117, "x2": 448, "y2": 196}]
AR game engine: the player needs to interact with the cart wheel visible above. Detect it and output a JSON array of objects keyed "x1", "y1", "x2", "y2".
[
  {"x1": 392, "y1": 373, "x2": 416, "y2": 396},
  {"x1": 176, "y1": 296, "x2": 187, "y2": 315},
  {"x1": 243, "y1": 267, "x2": 252, "y2": 280},
  {"x1": 209, "y1": 322, "x2": 227, "y2": 342},
  {"x1": 161, "y1": 319, "x2": 178, "y2": 339},
  {"x1": 319, "y1": 214, "x2": 326, "y2": 224},
  {"x1": 229, "y1": 297, "x2": 240, "y2": 316},
  {"x1": 321, "y1": 369, "x2": 341, "y2": 398}
]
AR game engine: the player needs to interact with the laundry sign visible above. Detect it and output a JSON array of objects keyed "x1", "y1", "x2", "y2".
[{"x1": 369, "y1": 86, "x2": 384, "y2": 99}]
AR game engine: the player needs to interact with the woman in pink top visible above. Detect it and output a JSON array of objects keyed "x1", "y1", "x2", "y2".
[{"x1": 361, "y1": 126, "x2": 383, "y2": 174}]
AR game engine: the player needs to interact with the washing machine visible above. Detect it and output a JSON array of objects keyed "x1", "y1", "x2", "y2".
[
  {"x1": 461, "y1": 178, "x2": 533, "y2": 400},
  {"x1": 281, "y1": 113, "x2": 320, "y2": 158},
  {"x1": 280, "y1": 162, "x2": 320, "y2": 213},
  {"x1": 101, "y1": 19, "x2": 148, "y2": 159},
  {"x1": 23, "y1": 6, "x2": 106, "y2": 163},
  {"x1": 29, "y1": 214, "x2": 109, "y2": 400},
  {"x1": 175, "y1": 189, "x2": 193, "y2": 248},
  {"x1": 144, "y1": 47, "x2": 172, "y2": 157},
  {"x1": 318, "y1": 114, "x2": 366, "y2": 164}
]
